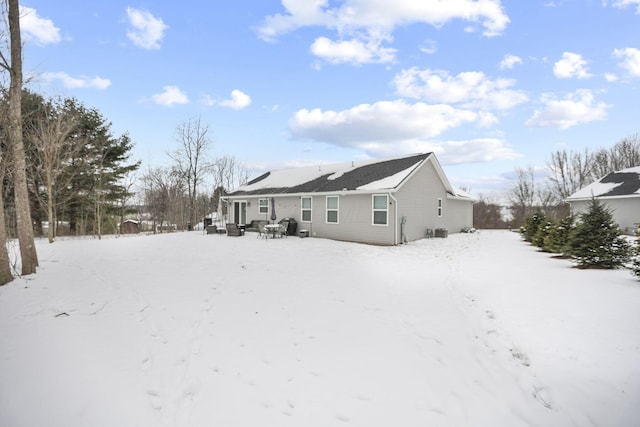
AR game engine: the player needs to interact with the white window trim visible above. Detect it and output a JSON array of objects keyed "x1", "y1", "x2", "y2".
[
  {"x1": 258, "y1": 198, "x2": 268, "y2": 214},
  {"x1": 372, "y1": 194, "x2": 388, "y2": 226},
  {"x1": 301, "y1": 196, "x2": 312, "y2": 222},
  {"x1": 326, "y1": 195, "x2": 339, "y2": 224},
  {"x1": 437, "y1": 198, "x2": 443, "y2": 217}
]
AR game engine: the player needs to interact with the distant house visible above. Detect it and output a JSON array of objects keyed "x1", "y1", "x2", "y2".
[
  {"x1": 224, "y1": 153, "x2": 474, "y2": 245},
  {"x1": 566, "y1": 166, "x2": 640, "y2": 235}
]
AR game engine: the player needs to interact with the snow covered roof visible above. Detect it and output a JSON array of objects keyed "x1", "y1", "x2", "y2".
[
  {"x1": 228, "y1": 153, "x2": 435, "y2": 196},
  {"x1": 566, "y1": 165, "x2": 640, "y2": 200}
]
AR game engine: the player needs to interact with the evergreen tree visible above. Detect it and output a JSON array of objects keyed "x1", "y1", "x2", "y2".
[
  {"x1": 520, "y1": 211, "x2": 546, "y2": 243},
  {"x1": 568, "y1": 198, "x2": 631, "y2": 269},
  {"x1": 532, "y1": 220, "x2": 553, "y2": 249},
  {"x1": 631, "y1": 232, "x2": 640, "y2": 280},
  {"x1": 543, "y1": 214, "x2": 575, "y2": 255}
]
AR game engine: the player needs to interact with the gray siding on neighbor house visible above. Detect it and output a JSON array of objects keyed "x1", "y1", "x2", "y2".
[{"x1": 570, "y1": 198, "x2": 640, "y2": 235}]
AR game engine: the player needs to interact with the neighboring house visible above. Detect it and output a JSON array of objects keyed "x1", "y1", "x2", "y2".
[
  {"x1": 223, "y1": 153, "x2": 474, "y2": 245},
  {"x1": 566, "y1": 165, "x2": 640, "y2": 235}
]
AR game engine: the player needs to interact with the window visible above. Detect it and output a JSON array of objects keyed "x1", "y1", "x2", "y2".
[
  {"x1": 326, "y1": 196, "x2": 339, "y2": 224},
  {"x1": 372, "y1": 194, "x2": 388, "y2": 225},
  {"x1": 301, "y1": 196, "x2": 312, "y2": 222},
  {"x1": 258, "y1": 198, "x2": 268, "y2": 214},
  {"x1": 437, "y1": 198, "x2": 443, "y2": 217}
]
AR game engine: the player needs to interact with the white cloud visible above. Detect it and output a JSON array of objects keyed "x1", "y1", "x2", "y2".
[
  {"x1": 499, "y1": 54, "x2": 522, "y2": 70},
  {"x1": 553, "y1": 52, "x2": 592, "y2": 79},
  {"x1": 201, "y1": 90, "x2": 252, "y2": 109},
  {"x1": 605, "y1": 73, "x2": 619, "y2": 82},
  {"x1": 20, "y1": 6, "x2": 61, "y2": 45},
  {"x1": 310, "y1": 35, "x2": 397, "y2": 64},
  {"x1": 525, "y1": 89, "x2": 609, "y2": 129},
  {"x1": 422, "y1": 138, "x2": 521, "y2": 164},
  {"x1": 220, "y1": 90, "x2": 252, "y2": 110},
  {"x1": 289, "y1": 100, "x2": 517, "y2": 161},
  {"x1": 420, "y1": 39, "x2": 437, "y2": 55},
  {"x1": 258, "y1": 0, "x2": 509, "y2": 64},
  {"x1": 610, "y1": 0, "x2": 640, "y2": 13},
  {"x1": 289, "y1": 100, "x2": 495, "y2": 151},
  {"x1": 613, "y1": 47, "x2": 640, "y2": 77},
  {"x1": 126, "y1": 7, "x2": 168, "y2": 50},
  {"x1": 41, "y1": 72, "x2": 111, "y2": 89},
  {"x1": 393, "y1": 68, "x2": 528, "y2": 110},
  {"x1": 151, "y1": 86, "x2": 188, "y2": 106}
]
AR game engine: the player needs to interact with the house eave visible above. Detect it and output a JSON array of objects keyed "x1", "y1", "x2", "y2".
[
  {"x1": 566, "y1": 193, "x2": 640, "y2": 203},
  {"x1": 225, "y1": 188, "x2": 400, "y2": 198}
]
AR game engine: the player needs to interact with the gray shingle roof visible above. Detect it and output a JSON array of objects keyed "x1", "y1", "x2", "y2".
[
  {"x1": 567, "y1": 165, "x2": 640, "y2": 200},
  {"x1": 229, "y1": 153, "x2": 432, "y2": 196}
]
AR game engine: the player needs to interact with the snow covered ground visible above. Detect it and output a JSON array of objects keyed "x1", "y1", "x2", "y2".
[{"x1": 0, "y1": 230, "x2": 638, "y2": 427}]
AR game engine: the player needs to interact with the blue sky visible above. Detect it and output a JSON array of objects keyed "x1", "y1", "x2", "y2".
[{"x1": 16, "y1": 0, "x2": 640, "y2": 196}]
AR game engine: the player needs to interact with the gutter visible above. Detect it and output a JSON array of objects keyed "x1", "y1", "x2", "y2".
[{"x1": 389, "y1": 192, "x2": 399, "y2": 245}]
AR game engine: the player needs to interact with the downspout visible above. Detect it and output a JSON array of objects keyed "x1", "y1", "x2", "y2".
[{"x1": 389, "y1": 192, "x2": 399, "y2": 245}]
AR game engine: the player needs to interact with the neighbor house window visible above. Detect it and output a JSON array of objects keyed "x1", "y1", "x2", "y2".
[
  {"x1": 301, "y1": 196, "x2": 312, "y2": 222},
  {"x1": 372, "y1": 194, "x2": 388, "y2": 225},
  {"x1": 258, "y1": 198, "x2": 268, "y2": 214},
  {"x1": 326, "y1": 196, "x2": 339, "y2": 224},
  {"x1": 437, "y1": 198, "x2": 443, "y2": 217}
]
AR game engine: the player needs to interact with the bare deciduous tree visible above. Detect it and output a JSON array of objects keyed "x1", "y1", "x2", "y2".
[
  {"x1": 142, "y1": 166, "x2": 186, "y2": 232},
  {"x1": 26, "y1": 98, "x2": 79, "y2": 243},
  {"x1": 590, "y1": 134, "x2": 640, "y2": 180},
  {"x1": 546, "y1": 148, "x2": 593, "y2": 200},
  {"x1": 170, "y1": 116, "x2": 212, "y2": 229},
  {"x1": 608, "y1": 134, "x2": 640, "y2": 171},
  {"x1": 0, "y1": 0, "x2": 38, "y2": 275},
  {"x1": 508, "y1": 166, "x2": 536, "y2": 227}
]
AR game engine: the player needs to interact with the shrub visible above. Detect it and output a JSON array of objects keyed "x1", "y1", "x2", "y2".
[{"x1": 568, "y1": 198, "x2": 631, "y2": 269}]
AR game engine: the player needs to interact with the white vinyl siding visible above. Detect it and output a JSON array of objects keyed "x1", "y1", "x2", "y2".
[
  {"x1": 258, "y1": 198, "x2": 268, "y2": 214},
  {"x1": 301, "y1": 196, "x2": 312, "y2": 222},
  {"x1": 372, "y1": 194, "x2": 388, "y2": 225}
]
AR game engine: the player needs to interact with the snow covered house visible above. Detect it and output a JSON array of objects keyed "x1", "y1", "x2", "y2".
[
  {"x1": 223, "y1": 153, "x2": 474, "y2": 245},
  {"x1": 565, "y1": 165, "x2": 640, "y2": 235}
]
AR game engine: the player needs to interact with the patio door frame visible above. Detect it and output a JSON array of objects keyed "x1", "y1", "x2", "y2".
[{"x1": 233, "y1": 200, "x2": 247, "y2": 226}]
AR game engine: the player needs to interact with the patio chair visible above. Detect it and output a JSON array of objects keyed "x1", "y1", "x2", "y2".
[
  {"x1": 257, "y1": 223, "x2": 267, "y2": 238},
  {"x1": 226, "y1": 223, "x2": 244, "y2": 237},
  {"x1": 277, "y1": 223, "x2": 287, "y2": 238}
]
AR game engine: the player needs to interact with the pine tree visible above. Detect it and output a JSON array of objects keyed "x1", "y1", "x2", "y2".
[
  {"x1": 543, "y1": 215, "x2": 575, "y2": 255},
  {"x1": 568, "y1": 198, "x2": 631, "y2": 269},
  {"x1": 532, "y1": 220, "x2": 553, "y2": 249},
  {"x1": 520, "y1": 211, "x2": 546, "y2": 243},
  {"x1": 631, "y1": 232, "x2": 640, "y2": 280}
]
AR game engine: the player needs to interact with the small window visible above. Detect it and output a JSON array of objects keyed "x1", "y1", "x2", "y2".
[
  {"x1": 326, "y1": 196, "x2": 339, "y2": 224},
  {"x1": 373, "y1": 194, "x2": 388, "y2": 225},
  {"x1": 437, "y1": 198, "x2": 443, "y2": 217},
  {"x1": 258, "y1": 198, "x2": 268, "y2": 214},
  {"x1": 301, "y1": 196, "x2": 312, "y2": 222}
]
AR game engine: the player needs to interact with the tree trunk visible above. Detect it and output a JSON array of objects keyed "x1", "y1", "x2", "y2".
[
  {"x1": 46, "y1": 173, "x2": 54, "y2": 243},
  {"x1": 0, "y1": 167, "x2": 13, "y2": 285},
  {"x1": 8, "y1": 0, "x2": 38, "y2": 274}
]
